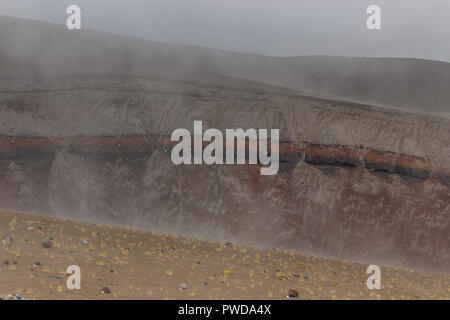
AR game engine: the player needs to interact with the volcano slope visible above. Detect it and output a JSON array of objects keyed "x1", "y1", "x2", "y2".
[
  {"x1": 0, "y1": 74, "x2": 448, "y2": 276},
  {"x1": 1, "y1": 15, "x2": 450, "y2": 114},
  {"x1": 0, "y1": 16, "x2": 449, "y2": 277}
]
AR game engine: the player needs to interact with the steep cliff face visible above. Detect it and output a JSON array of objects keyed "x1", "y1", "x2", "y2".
[
  {"x1": 0, "y1": 75, "x2": 448, "y2": 274},
  {"x1": 1, "y1": 75, "x2": 449, "y2": 165}
]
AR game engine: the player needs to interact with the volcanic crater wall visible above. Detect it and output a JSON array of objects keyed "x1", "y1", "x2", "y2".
[{"x1": 0, "y1": 75, "x2": 449, "y2": 274}]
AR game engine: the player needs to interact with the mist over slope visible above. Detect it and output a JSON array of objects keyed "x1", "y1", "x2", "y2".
[
  {"x1": 0, "y1": 16, "x2": 449, "y2": 274},
  {"x1": 1, "y1": 15, "x2": 450, "y2": 113}
]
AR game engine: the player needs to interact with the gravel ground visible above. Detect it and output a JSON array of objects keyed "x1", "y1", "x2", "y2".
[{"x1": 0, "y1": 211, "x2": 448, "y2": 300}]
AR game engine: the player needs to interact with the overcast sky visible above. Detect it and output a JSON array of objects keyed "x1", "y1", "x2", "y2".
[{"x1": 1, "y1": 0, "x2": 449, "y2": 61}]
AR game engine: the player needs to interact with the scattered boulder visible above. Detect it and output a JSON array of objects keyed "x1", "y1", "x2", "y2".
[
  {"x1": 3, "y1": 260, "x2": 10, "y2": 265},
  {"x1": 0, "y1": 293, "x2": 24, "y2": 300},
  {"x1": 33, "y1": 262, "x2": 41, "y2": 267},
  {"x1": 2, "y1": 234, "x2": 13, "y2": 247},
  {"x1": 81, "y1": 240, "x2": 89, "y2": 247},
  {"x1": 223, "y1": 241, "x2": 233, "y2": 248},
  {"x1": 101, "y1": 287, "x2": 111, "y2": 294},
  {"x1": 41, "y1": 241, "x2": 52, "y2": 249},
  {"x1": 178, "y1": 283, "x2": 188, "y2": 290},
  {"x1": 287, "y1": 289, "x2": 299, "y2": 298}
]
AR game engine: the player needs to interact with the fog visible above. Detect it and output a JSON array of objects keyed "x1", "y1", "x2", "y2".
[
  {"x1": 1, "y1": 0, "x2": 449, "y2": 61},
  {"x1": 0, "y1": 1, "x2": 449, "y2": 275}
]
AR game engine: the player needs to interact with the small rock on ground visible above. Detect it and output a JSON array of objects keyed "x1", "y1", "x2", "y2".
[
  {"x1": 0, "y1": 293, "x2": 24, "y2": 300},
  {"x1": 101, "y1": 287, "x2": 111, "y2": 294},
  {"x1": 41, "y1": 241, "x2": 52, "y2": 249},
  {"x1": 223, "y1": 241, "x2": 233, "y2": 248},
  {"x1": 178, "y1": 283, "x2": 188, "y2": 290},
  {"x1": 287, "y1": 289, "x2": 299, "y2": 298},
  {"x1": 2, "y1": 234, "x2": 13, "y2": 247}
]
